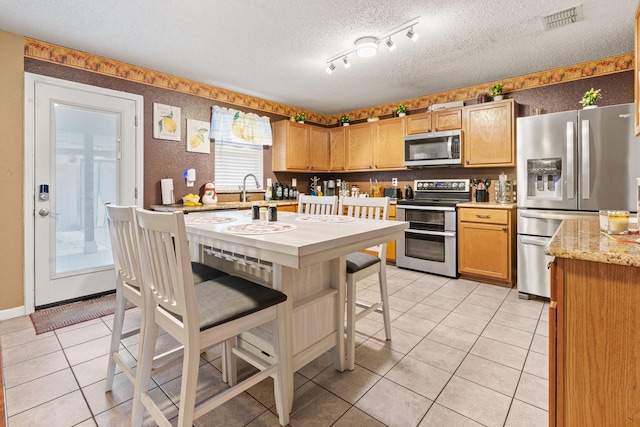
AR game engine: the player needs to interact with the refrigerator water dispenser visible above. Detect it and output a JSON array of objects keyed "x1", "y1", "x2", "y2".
[{"x1": 527, "y1": 159, "x2": 562, "y2": 200}]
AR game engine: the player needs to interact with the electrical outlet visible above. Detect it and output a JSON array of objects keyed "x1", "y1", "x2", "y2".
[{"x1": 392, "y1": 177, "x2": 398, "y2": 187}]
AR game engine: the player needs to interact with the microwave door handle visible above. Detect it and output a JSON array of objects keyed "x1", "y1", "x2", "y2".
[
  {"x1": 447, "y1": 136, "x2": 453, "y2": 159},
  {"x1": 581, "y1": 119, "x2": 590, "y2": 200},
  {"x1": 566, "y1": 121, "x2": 575, "y2": 200}
]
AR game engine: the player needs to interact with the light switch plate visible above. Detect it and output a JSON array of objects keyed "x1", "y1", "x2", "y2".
[{"x1": 392, "y1": 177, "x2": 398, "y2": 187}]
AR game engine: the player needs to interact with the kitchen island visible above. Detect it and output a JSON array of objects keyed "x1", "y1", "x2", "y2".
[
  {"x1": 183, "y1": 210, "x2": 408, "y2": 411},
  {"x1": 546, "y1": 218, "x2": 640, "y2": 426}
]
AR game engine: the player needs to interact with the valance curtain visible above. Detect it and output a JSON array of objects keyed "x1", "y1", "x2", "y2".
[{"x1": 209, "y1": 105, "x2": 272, "y2": 146}]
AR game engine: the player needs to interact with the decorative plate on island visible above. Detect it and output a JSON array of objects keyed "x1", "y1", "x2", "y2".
[
  {"x1": 223, "y1": 222, "x2": 297, "y2": 234},
  {"x1": 296, "y1": 215, "x2": 355, "y2": 223}
]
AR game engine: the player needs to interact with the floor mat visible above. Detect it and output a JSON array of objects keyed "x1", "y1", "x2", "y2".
[{"x1": 29, "y1": 293, "x2": 135, "y2": 334}]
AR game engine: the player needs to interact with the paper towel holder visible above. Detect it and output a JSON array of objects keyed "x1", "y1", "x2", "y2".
[{"x1": 161, "y1": 178, "x2": 175, "y2": 205}]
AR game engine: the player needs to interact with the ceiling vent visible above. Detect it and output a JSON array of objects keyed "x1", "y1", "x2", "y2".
[{"x1": 542, "y1": 4, "x2": 583, "y2": 30}]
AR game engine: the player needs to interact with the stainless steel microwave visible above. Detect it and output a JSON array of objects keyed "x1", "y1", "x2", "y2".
[{"x1": 404, "y1": 130, "x2": 462, "y2": 167}]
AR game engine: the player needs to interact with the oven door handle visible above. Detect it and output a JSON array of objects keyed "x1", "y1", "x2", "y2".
[
  {"x1": 397, "y1": 205, "x2": 456, "y2": 212},
  {"x1": 405, "y1": 229, "x2": 456, "y2": 238}
]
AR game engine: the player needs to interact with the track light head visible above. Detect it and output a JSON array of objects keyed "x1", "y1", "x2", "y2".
[
  {"x1": 355, "y1": 37, "x2": 378, "y2": 58},
  {"x1": 326, "y1": 62, "x2": 336, "y2": 74},
  {"x1": 342, "y1": 56, "x2": 351, "y2": 68},
  {"x1": 407, "y1": 26, "x2": 419, "y2": 41},
  {"x1": 385, "y1": 38, "x2": 396, "y2": 51}
]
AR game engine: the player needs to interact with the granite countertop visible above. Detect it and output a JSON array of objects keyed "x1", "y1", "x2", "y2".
[
  {"x1": 546, "y1": 218, "x2": 640, "y2": 267},
  {"x1": 456, "y1": 201, "x2": 517, "y2": 209},
  {"x1": 151, "y1": 200, "x2": 298, "y2": 212}
]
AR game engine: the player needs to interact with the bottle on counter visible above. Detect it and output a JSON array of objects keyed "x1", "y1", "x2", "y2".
[
  {"x1": 265, "y1": 178, "x2": 273, "y2": 201},
  {"x1": 274, "y1": 182, "x2": 283, "y2": 200}
]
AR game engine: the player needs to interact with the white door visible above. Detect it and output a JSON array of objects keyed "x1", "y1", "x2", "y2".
[{"x1": 26, "y1": 74, "x2": 142, "y2": 308}]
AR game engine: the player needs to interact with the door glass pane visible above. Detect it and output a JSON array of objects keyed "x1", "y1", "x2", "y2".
[{"x1": 54, "y1": 104, "x2": 118, "y2": 274}]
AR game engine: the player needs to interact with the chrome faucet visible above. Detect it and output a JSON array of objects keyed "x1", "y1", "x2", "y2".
[{"x1": 240, "y1": 173, "x2": 261, "y2": 203}]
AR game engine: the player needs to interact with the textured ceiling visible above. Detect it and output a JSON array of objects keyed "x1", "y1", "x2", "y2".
[{"x1": 0, "y1": 0, "x2": 636, "y2": 115}]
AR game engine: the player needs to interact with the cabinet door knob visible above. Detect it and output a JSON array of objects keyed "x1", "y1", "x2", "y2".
[
  {"x1": 427, "y1": 128, "x2": 431, "y2": 132},
  {"x1": 502, "y1": 226, "x2": 508, "y2": 232},
  {"x1": 466, "y1": 160, "x2": 470, "y2": 164},
  {"x1": 435, "y1": 127, "x2": 439, "y2": 132}
]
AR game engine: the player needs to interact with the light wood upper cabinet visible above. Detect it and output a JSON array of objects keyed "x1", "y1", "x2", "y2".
[
  {"x1": 405, "y1": 108, "x2": 462, "y2": 135},
  {"x1": 272, "y1": 120, "x2": 310, "y2": 171},
  {"x1": 458, "y1": 206, "x2": 515, "y2": 287},
  {"x1": 272, "y1": 121, "x2": 328, "y2": 172},
  {"x1": 463, "y1": 99, "x2": 515, "y2": 167},
  {"x1": 635, "y1": 0, "x2": 640, "y2": 135},
  {"x1": 345, "y1": 122, "x2": 374, "y2": 170},
  {"x1": 433, "y1": 108, "x2": 462, "y2": 132},
  {"x1": 346, "y1": 119, "x2": 405, "y2": 171},
  {"x1": 374, "y1": 117, "x2": 405, "y2": 169},
  {"x1": 406, "y1": 112, "x2": 432, "y2": 134},
  {"x1": 309, "y1": 127, "x2": 329, "y2": 171},
  {"x1": 329, "y1": 127, "x2": 346, "y2": 171}
]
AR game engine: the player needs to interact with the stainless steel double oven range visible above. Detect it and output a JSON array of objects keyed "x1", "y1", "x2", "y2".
[{"x1": 396, "y1": 179, "x2": 471, "y2": 278}]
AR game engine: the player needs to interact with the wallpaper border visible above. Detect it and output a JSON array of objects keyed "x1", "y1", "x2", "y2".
[{"x1": 25, "y1": 38, "x2": 633, "y2": 126}]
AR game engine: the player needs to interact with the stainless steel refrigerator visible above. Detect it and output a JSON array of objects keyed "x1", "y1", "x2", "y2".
[{"x1": 516, "y1": 103, "x2": 640, "y2": 298}]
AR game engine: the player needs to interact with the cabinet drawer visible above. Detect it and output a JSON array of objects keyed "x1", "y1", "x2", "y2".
[{"x1": 459, "y1": 208, "x2": 508, "y2": 225}]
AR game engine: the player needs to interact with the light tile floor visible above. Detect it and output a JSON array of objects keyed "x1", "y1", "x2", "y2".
[{"x1": 0, "y1": 266, "x2": 549, "y2": 426}]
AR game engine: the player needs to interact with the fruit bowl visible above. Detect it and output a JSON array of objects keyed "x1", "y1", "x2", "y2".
[{"x1": 182, "y1": 194, "x2": 201, "y2": 206}]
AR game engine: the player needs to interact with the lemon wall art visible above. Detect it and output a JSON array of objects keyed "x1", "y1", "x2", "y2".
[
  {"x1": 186, "y1": 119, "x2": 211, "y2": 154},
  {"x1": 153, "y1": 103, "x2": 181, "y2": 141}
]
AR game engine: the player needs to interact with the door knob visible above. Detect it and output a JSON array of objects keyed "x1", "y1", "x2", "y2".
[{"x1": 39, "y1": 208, "x2": 50, "y2": 217}]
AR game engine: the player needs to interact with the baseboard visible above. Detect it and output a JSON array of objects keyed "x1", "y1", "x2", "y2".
[{"x1": 0, "y1": 306, "x2": 26, "y2": 322}]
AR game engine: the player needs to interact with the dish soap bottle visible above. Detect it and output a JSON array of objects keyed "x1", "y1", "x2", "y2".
[{"x1": 265, "y1": 178, "x2": 272, "y2": 201}]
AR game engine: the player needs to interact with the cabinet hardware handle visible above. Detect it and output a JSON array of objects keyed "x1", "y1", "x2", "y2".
[
  {"x1": 476, "y1": 214, "x2": 491, "y2": 218},
  {"x1": 502, "y1": 226, "x2": 508, "y2": 231},
  {"x1": 435, "y1": 128, "x2": 439, "y2": 132},
  {"x1": 369, "y1": 165, "x2": 373, "y2": 168},
  {"x1": 466, "y1": 160, "x2": 470, "y2": 164},
  {"x1": 427, "y1": 128, "x2": 431, "y2": 132}
]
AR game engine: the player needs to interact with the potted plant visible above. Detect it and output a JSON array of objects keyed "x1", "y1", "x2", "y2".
[
  {"x1": 579, "y1": 88, "x2": 601, "y2": 108},
  {"x1": 490, "y1": 83, "x2": 504, "y2": 101},
  {"x1": 340, "y1": 114, "x2": 350, "y2": 126},
  {"x1": 295, "y1": 112, "x2": 306, "y2": 123},
  {"x1": 396, "y1": 102, "x2": 407, "y2": 117}
]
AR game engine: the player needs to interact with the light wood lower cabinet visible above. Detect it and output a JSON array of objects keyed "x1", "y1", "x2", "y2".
[
  {"x1": 550, "y1": 257, "x2": 640, "y2": 426},
  {"x1": 277, "y1": 204, "x2": 297, "y2": 212},
  {"x1": 457, "y1": 206, "x2": 515, "y2": 286}
]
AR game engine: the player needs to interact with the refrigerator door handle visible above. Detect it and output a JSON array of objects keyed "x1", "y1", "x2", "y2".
[
  {"x1": 520, "y1": 235, "x2": 551, "y2": 247},
  {"x1": 566, "y1": 122, "x2": 575, "y2": 199},
  {"x1": 581, "y1": 119, "x2": 590, "y2": 199}
]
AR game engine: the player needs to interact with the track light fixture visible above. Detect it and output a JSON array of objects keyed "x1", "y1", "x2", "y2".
[
  {"x1": 407, "y1": 26, "x2": 419, "y2": 41},
  {"x1": 326, "y1": 62, "x2": 336, "y2": 74},
  {"x1": 385, "y1": 37, "x2": 396, "y2": 51},
  {"x1": 324, "y1": 17, "x2": 419, "y2": 74}
]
